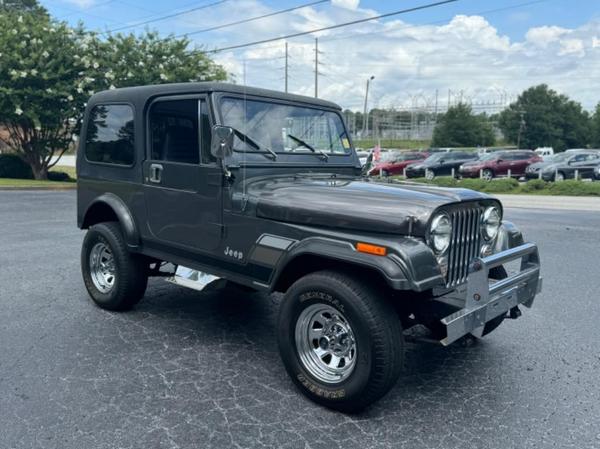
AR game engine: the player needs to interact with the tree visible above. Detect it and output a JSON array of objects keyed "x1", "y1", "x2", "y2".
[
  {"x1": 0, "y1": 8, "x2": 91, "y2": 179},
  {"x1": 431, "y1": 103, "x2": 495, "y2": 147},
  {"x1": 498, "y1": 84, "x2": 590, "y2": 152},
  {"x1": 591, "y1": 103, "x2": 600, "y2": 148},
  {"x1": 0, "y1": 0, "x2": 43, "y2": 12},
  {"x1": 0, "y1": 8, "x2": 227, "y2": 179}
]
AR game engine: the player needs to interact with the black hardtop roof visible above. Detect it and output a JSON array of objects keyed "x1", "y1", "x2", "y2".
[{"x1": 89, "y1": 82, "x2": 341, "y2": 110}]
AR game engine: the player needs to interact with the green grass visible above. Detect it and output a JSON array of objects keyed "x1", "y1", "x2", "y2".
[
  {"x1": 51, "y1": 165, "x2": 77, "y2": 179},
  {"x1": 0, "y1": 178, "x2": 76, "y2": 189},
  {"x1": 396, "y1": 176, "x2": 600, "y2": 196},
  {"x1": 0, "y1": 164, "x2": 77, "y2": 189},
  {"x1": 353, "y1": 139, "x2": 430, "y2": 149}
]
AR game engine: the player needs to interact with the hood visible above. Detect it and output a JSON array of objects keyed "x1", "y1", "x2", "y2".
[
  {"x1": 527, "y1": 161, "x2": 549, "y2": 171},
  {"x1": 462, "y1": 160, "x2": 485, "y2": 167},
  {"x1": 248, "y1": 176, "x2": 493, "y2": 236}
]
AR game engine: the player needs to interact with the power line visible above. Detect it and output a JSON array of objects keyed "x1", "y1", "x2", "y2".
[
  {"x1": 176, "y1": 0, "x2": 329, "y2": 38},
  {"x1": 104, "y1": 0, "x2": 228, "y2": 34},
  {"x1": 318, "y1": 0, "x2": 553, "y2": 44},
  {"x1": 203, "y1": 0, "x2": 458, "y2": 53}
]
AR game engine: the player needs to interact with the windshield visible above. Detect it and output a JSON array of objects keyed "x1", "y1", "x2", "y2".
[
  {"x1": 479, "y1": 153, "x2": 498, "y2": 161},
  {"x1": 551, "y1": 153, "x2": 570, "y2": 163},
  {"x1": 381, "y1": 152, "x2": 401, "y2": 162},
  {"x1": 219, "y1": 97, "x2": 351, "y2": 155},
  {"x1": 424, "y1": 153, "x2": 446, "y2": 163}
]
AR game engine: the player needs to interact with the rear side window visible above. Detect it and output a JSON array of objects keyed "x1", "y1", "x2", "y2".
[
  {"x1": 85, "y1": 104, "x2": 135, "y2": 165},
  {"x1": 149, "y1": 99, "x2": 199, "y2": 164},
  {"x1": 517, "y1": 152, "x2": 533, "y2": 159}
]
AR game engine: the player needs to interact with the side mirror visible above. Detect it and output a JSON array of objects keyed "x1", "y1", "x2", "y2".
[{"x1": 210, "y1": 125, "x2": 234, "y2": 159}]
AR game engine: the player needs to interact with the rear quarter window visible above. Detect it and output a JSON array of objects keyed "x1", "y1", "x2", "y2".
[{"x1": 85, "y1": 104, "x2": 135, "y2": 166}]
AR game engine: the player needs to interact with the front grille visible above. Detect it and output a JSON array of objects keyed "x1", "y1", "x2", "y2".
[{"x1": 446, "y1": 207, "x2": 483, "y2": 287}]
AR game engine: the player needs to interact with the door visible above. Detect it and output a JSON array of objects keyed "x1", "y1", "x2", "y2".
[
  {"x1": 143, "y1": 96, "x2": 223, "y2": 252},
  {"x1": 510, "y1": 152, "x2": 532, "y2": 176},
  {"x1": 494, "y1": 153, "x2": 512, "y2": 176},
  {"x1": 569, "y1": 153, "x2": 600, "y2": 179}
]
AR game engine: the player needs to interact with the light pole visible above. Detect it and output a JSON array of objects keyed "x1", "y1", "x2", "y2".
[{"x1": 362, "y1": 76, "x2": 374, "y2": 137}]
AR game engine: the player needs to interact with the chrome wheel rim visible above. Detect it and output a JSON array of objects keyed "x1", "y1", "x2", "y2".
[
  {"x1": 483, "y1": 170, "x2": 493, "y2": 181},
  {"x1": 556, "y1": 173, "x2": 564, "y2": 182},
  {"x1": 425, "y1": 170, "x2": 434, "y2": 180},
  {"x1": 89, "y1": 242, "x2": 116, "y2": 293},
  {"x1": 295, "y1": 304, "x2": 357, "y2": 384}
]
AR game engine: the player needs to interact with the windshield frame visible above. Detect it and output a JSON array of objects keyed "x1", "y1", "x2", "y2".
[{"x1": 215, "y1": 93, "x2": 353, "y2": 157}]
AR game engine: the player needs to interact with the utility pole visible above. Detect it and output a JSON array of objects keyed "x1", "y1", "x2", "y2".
[
  {"x1": 314, "y1": 37, "x2": 319, "y2": 98},
  {"x1": 362, "y1": 76, "x2": 374, "y2": 137},
  {"x1": 516, "y1": 110, "x2": 526, "y2": 149},
  {"x1": 284, "y1": 42, "x2": 289, "y2": 93}
]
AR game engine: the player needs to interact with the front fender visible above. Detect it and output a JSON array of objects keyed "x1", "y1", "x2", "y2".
[
  {"x1": 494, "y1": 220, "x2": 525, "y2": 252},
  {"x1": 269, "y1": 235, "x2": 444, "y2": 292}
]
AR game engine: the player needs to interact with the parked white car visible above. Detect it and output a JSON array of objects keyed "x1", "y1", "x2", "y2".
[{"x1": 535, "y1": 147, "x2": 554, "y2": 160}]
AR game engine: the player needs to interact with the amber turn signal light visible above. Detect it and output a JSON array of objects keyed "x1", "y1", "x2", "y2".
[{"x1": 356, "y1": 242, "x2": 387, "y2": 256}]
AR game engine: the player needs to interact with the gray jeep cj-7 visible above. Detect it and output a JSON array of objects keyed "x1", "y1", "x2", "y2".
[{"x1": 77, "y1": 82, "x2": 542, "y2": 412}]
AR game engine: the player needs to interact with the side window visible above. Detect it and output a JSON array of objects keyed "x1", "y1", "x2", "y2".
[
  {"x1": 200, "y1": 100, "x2": 215, "y2": 165},
  {"x1": 149, "y1": 99, "x2": 199, "y2": 164},
  {"x1": 85, "y1": 104, "x2": 135, "y2": 165}
]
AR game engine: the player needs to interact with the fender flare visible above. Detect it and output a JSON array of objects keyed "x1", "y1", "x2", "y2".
[
  {"x1": 82, "y1": 193, "x2": 140, "y2": 248},
  {"x1": 494, "y1": 220, "x2": 524, "y2": 252},
  {"x1": 269, "y1": 236, "x2": 440, "y2": 292}
]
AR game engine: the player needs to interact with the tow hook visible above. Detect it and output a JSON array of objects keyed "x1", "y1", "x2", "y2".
[{"x1": 508, "y1": 306, "x2": 522, "y2": 320}]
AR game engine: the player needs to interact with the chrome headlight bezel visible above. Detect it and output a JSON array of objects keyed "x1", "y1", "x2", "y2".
[
  {"x1": 481, "y1": 206, "x2": 501, "y2": 241},
  {"x1": 428, "y1": 213, "x2": 452, "y2": 254}
]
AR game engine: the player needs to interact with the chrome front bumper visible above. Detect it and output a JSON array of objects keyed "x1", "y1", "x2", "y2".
[{"x1": 440, "y1": 242, "x2": 542, "y2": 346}]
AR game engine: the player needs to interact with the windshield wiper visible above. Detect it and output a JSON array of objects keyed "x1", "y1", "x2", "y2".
[
  {"x1": 231, "y1": 127, "x2": 277, "y2": 160},
  {"x1": 287, "y1": 134, "x2": 329, "y2": 160}
]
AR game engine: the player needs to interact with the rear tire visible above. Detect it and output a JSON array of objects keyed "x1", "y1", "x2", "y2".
[
  {"x1": 81, "y1": 222, "x2": 148, "y2": 311},
  {"x1": 277, "y1": 270, "x2": 404, "y2": 412}
]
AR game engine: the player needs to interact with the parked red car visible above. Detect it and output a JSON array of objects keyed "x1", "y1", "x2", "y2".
[
  {"x1": 368, "y1": 151, "x2": 428, "y2": 176},
  {"x1": 459, "y1": 150, "x2": 542, "y2": 180}
]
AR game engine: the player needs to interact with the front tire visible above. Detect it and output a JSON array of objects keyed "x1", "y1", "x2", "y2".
[
  {"x1": 81, "y1": 222, "x2": 148, "y2": 311},
  {"x1": 277, "y1": 271, "x2": 404, "y2": 412}
]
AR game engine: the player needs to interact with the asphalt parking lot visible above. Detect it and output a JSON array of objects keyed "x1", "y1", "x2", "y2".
[{"x1": 1, "y1": 191, "x2": 599, "y2": 449}]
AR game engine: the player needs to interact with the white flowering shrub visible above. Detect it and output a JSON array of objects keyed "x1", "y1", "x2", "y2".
[{"x1": 0, "y1": 2, "x2": 226, "y2": 179}]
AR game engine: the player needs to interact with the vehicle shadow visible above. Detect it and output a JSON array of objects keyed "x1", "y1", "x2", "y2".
[{"x1": 124, "y1": 280, "x2": 505, "y2": 415}]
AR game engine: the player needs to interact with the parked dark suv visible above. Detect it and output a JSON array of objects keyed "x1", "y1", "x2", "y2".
[
  {"x1": 526, "y1": 151, "x2": 600, "y2": 181},
  {"x1": 77, "y1": 83, "x2": 541, "y2": 412},
  {"x1": 404, "y1": 151, "x2": 478, "y2": 179}
]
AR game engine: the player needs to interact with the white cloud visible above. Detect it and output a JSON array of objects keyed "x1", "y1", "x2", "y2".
[
  {"x1": 331, "y1": 0, "x2": 360, "y2": 10},
  {"x1": 61, "y1": 0, "x2": 97, "y2": 8},
  {"x1": 558, "y1": 38, "x2": 585, "y2": 57},
  {"x1": 525, "y1": 25, "x2": 570, "y2": 47},
  {"x1": 177, "y1": 2, "x2": 600, "y2": 110}
]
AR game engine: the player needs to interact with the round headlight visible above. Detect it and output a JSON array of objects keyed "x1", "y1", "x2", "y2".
[
  {"x1": 429, "y1": 213, "x2": 452, "y2": 254},
  {"x1": 482, "y1": 206, "x2": 501, "y2": 240}
]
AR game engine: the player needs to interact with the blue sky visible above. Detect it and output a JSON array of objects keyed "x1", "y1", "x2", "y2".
[{"x1": 39, "y1": 0, "x2": 600, "y2": 110}]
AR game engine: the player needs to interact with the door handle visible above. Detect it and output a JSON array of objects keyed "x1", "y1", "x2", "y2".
[{"x1": 149, "y1": 163, "x2": 163, "y2": 183}]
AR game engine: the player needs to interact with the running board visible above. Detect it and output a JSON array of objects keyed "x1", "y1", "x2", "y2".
[{"x1": 166, "y1": 266, "x2": 220, "y2": 292}]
